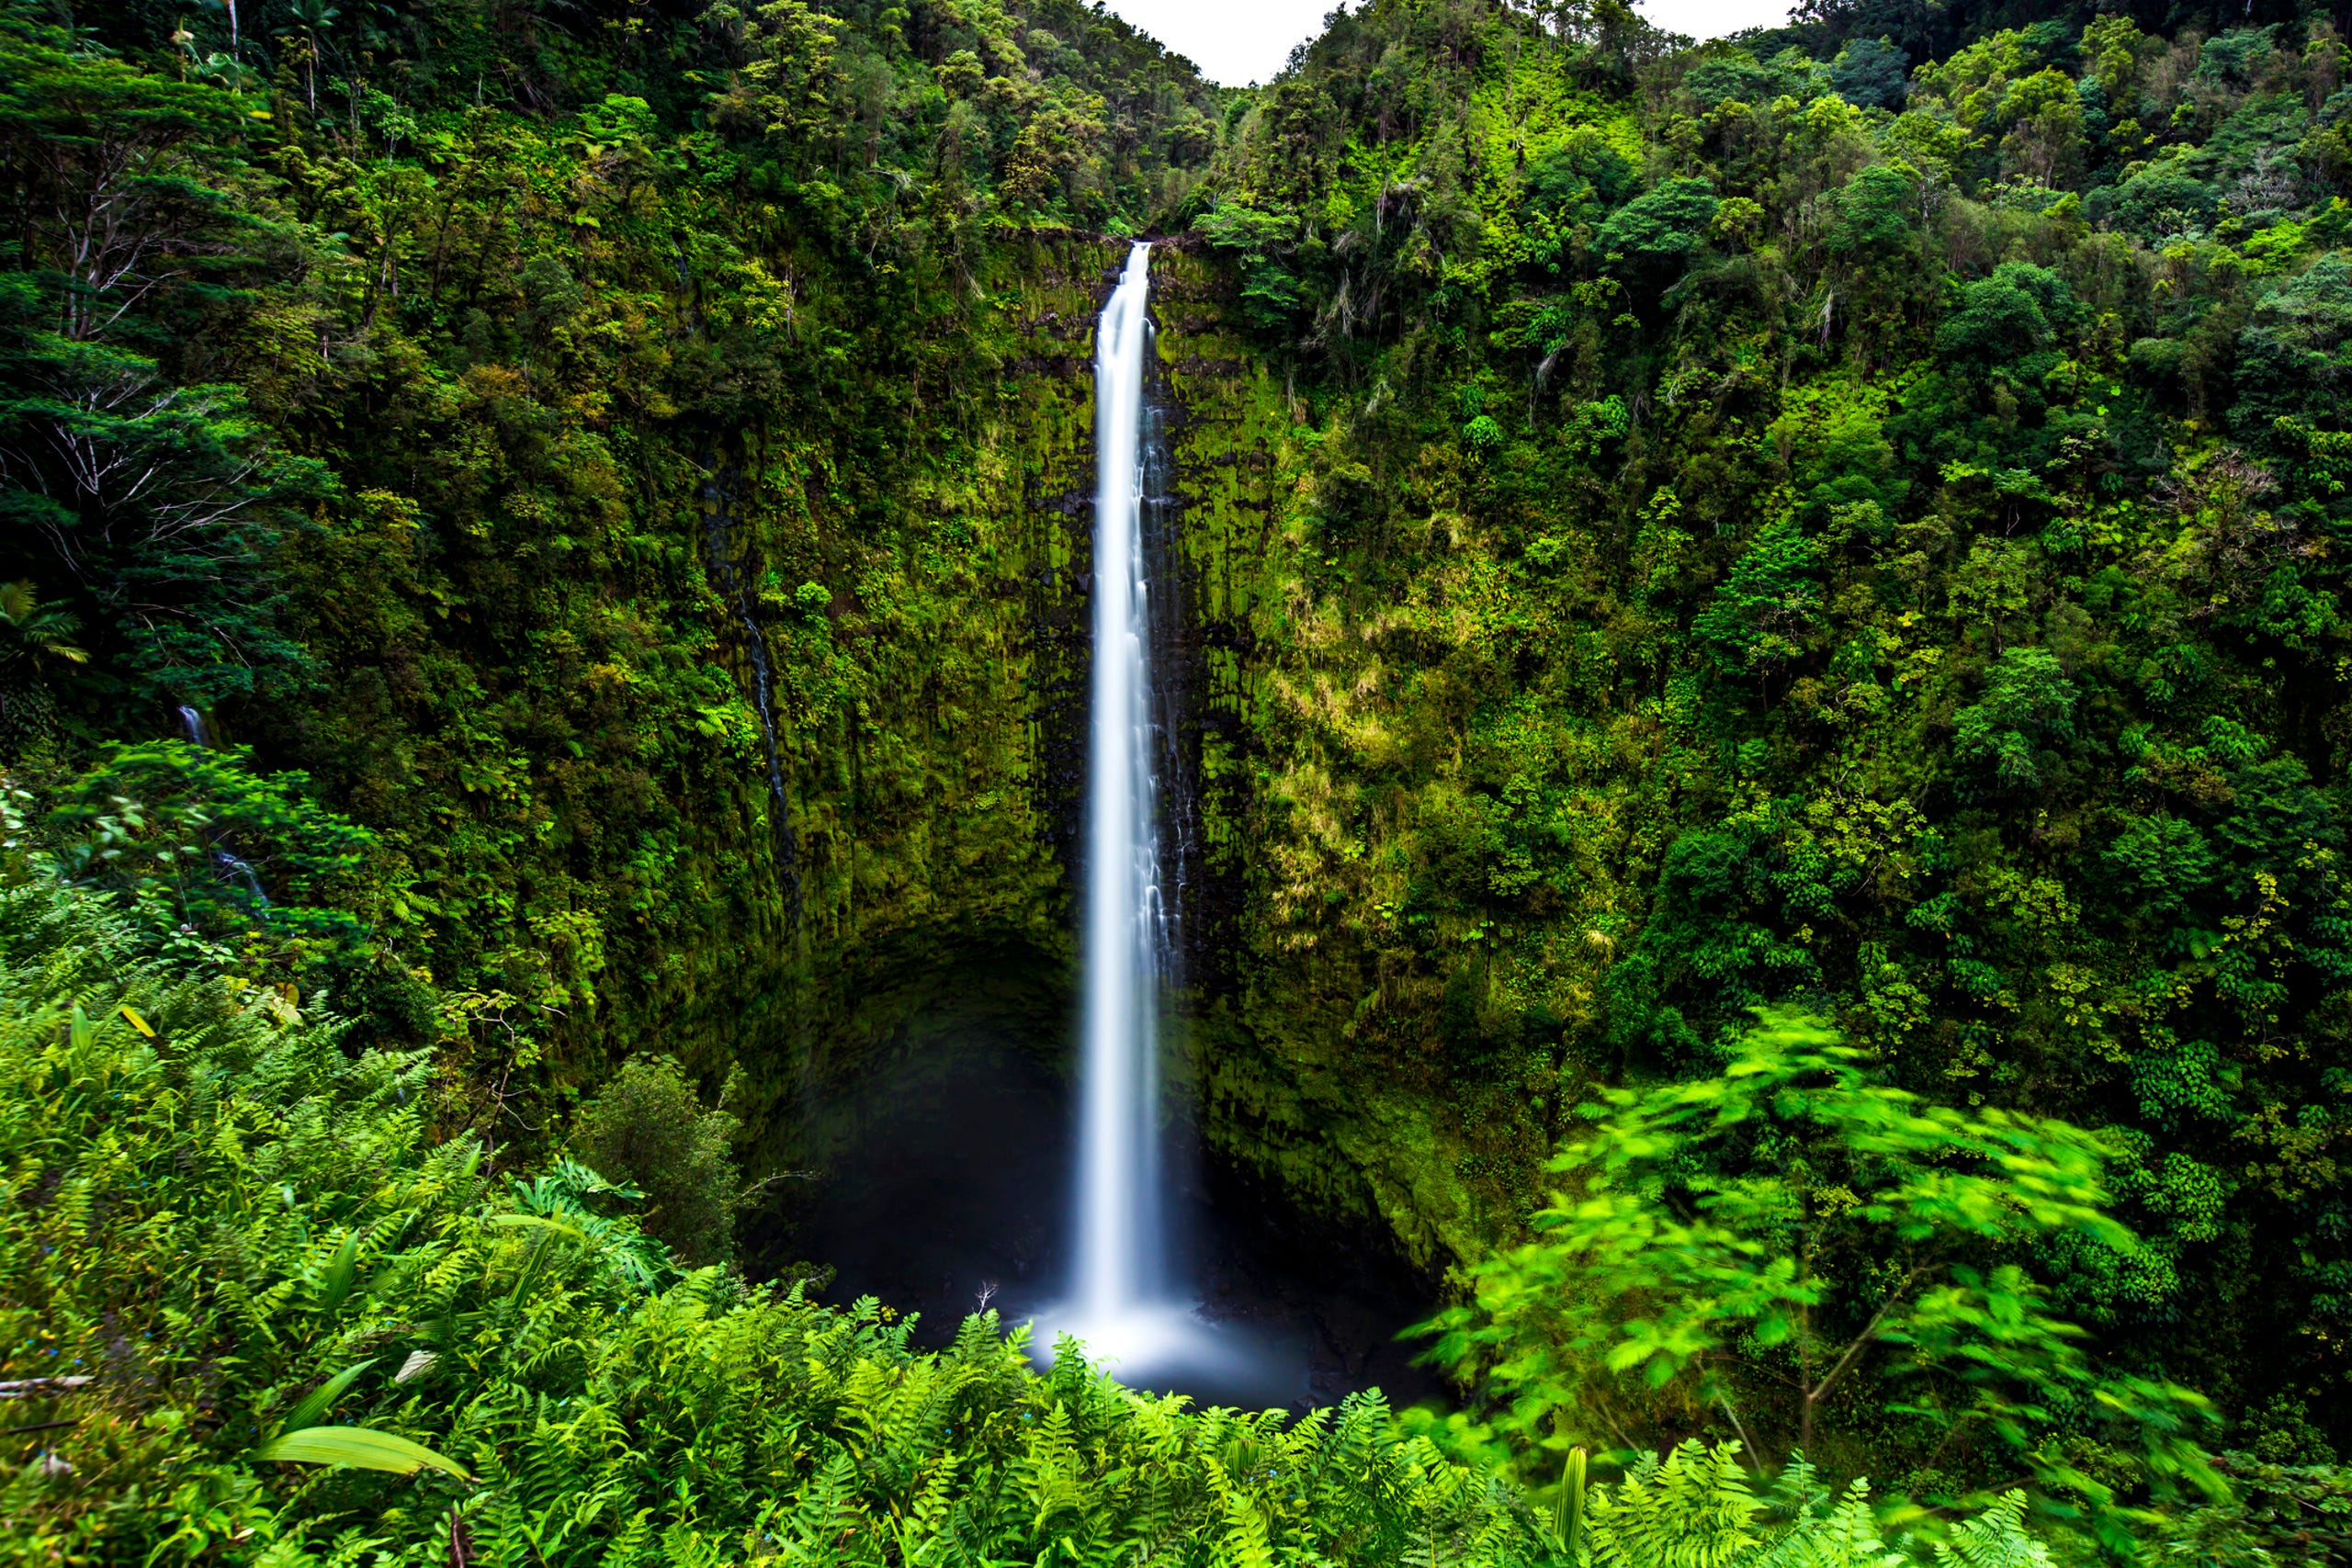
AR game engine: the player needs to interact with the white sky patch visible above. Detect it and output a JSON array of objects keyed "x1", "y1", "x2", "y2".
[
  {"x1": 1096, "y1": 0, "x2": 1796, "y2": 89},
  {"x1": 1639, "y1": 0, "x2": 1798, "y2": 48}
]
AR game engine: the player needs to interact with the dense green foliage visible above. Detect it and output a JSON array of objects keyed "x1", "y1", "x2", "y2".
[
  {"x1": 3, "y1": 876, "x2": 2080, "y2": 1564},
  {"x1": 1182, "y1": 0, "x2": 2352, "y2": 1490},
  {"x1": 0, "y1": 0, "x2": 1221, "y2": 1104},
  {"x1": 1428, "y1": 1009, "x2": 2215, "y2": 1544},
  {"x1": 17, "y1": 0, "x2": 2352, "y2": 1554},
  {"x1": 571, "y1": 1053, "x2": 743, "y2": 1265}
]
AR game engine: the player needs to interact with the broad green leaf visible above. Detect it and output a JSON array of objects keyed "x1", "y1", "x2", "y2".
[
  {"x1": 320, "y1": 1231, "x2": 361, "y2": 1313},
  {"x1": 272, "y1": 1358, "x2": 375, "y2": 1438},
  {"x1": 254, "y1": 1424, "x2": 468, "y2": 1480}
]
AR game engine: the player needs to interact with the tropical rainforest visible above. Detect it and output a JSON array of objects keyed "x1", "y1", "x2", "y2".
[{"x1": 12, "y1": 0, "x2": 2352, "y2": 1556}]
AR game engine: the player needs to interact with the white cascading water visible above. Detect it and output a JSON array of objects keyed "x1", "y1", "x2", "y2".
[
  {"x1": 1074, "y1": 241, "x2": 1169, "y2": 1333},
  {"x1": 1032, "y1": 244, "x2": 1280, "y2": 1395}
]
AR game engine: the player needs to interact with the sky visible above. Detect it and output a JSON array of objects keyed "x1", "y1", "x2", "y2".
[{"x1": 1096, "y1": 0, "x2": 1794, "y2": 87}]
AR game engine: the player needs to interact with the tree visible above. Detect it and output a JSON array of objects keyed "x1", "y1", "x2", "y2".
[
  {"x1": 1936, "y1": 263, "x2": 2079, "y2": 380},
  {"x1": 707, "y1": 0, "x2": 846, "y2": 156},
  {"x1": 1951, "y1": 647, "x2": 2076, "y2": 795},
  {"x1": 2233, "y1": 256, "x2": 2352, "y2": 444},
  {"x1": 571, "y1": 1055, "x2": 742, "y2": 1267},
  {"x1": 1692, "y1": 515, "x2": 1823, "y2": 693},
  {"x1": 0, "y1": 18, "x2": 317, "y2": 714},
  {"x1": 1829, "y1": 38, "x2": 1908, "y2": 108},
  {"x1": 2100, "y1": 166, "x2": 2219, "y2": 242},
  {"x1": 1427, "y1": 1010, "x2": 2216, "y2": 1535},
  {"x1": 1198, "y1": 198, "x2": 1307, "y2": 335},
  {"x1": 271, "y1": 0, "x2": 340, "y2": 117},
  {"x1": 0, "y1": 308, "x2": 319, "y2": 709},
  {"x1": 1828, "y1": 164, "x2": 1915, "y2": 254},
  {"x1": 0, "y1": 14, "x2": 243, "y2": 345},
  {"x1": 1682, "y1": 52, "x2": 1776, "y2": 111},
  {"x1": 1595, "y1": 176, "x2": 1721, "y2": 280}
]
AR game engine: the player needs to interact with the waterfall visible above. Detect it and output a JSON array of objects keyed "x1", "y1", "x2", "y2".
[
  {"x1": 698, "y1": 457, "x2": 803, "y2": 923},
  {"x1": 1047, "y1": 240, "x2": 1198, "y2": 1368},
  {"x1": 1074, "y1": 242, "x2": 1168, "y2": 1325},
  {"x1": 1028, "y1": 247, "x2": 1283, "y2": 1398},
  {"x1": 169, "y1": 705, "x2": 268, "y2": 909}
]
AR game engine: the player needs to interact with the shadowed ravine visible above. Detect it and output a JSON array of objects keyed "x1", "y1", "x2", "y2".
[
  {"x1": 792, "y1": 243, "x2": 1443, "y2": 1411},
  {"x1": 790, "y1": 1012, "x2": 1446, "y2": 1412}
]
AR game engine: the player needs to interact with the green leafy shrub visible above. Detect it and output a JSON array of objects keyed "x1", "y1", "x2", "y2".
[
  {"x1": 1582, "y1": 1444, "x2": 2051, "y2": 1567},
  {"x1": 35, "y1": 740, "x2": 378, "y2": 943},
  {"x1": 571, "y1": 1055, "x2": 743, "y2": 1268},
  {"x1": 0, "y1": 876, "x2": 1550, "y2": 1563},
  {"x1": 1427, "y1": 1009, "x2": 2216, "y2": 1541},
  {"x1": 0, "y1": 877, "x2": 2076, "y2": 1565}
]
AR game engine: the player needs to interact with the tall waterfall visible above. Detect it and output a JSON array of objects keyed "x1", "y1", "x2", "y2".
[
  {"x1": 1030, "y1": 245, "x2": 1291, "y2": 1399},
  {"x1": 1071, "y1": 241, "x2": 1171, "y2": 1337}
]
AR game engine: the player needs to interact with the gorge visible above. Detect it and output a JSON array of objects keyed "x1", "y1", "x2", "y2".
[{"x1": 10, "y1": 0, "x2": 2352, "y2": 1560}]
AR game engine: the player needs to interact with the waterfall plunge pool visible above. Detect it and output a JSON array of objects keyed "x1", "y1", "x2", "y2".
[{"x1": 768, "y1": 1009, "x2": 1448, "y2": 1415}]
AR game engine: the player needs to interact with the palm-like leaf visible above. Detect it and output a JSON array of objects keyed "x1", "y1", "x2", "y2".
[
  {"x1": 254, "y1": 1424, "x2": 469, "y2": 1480},
  {"x1": 271, "y1": 1358, "x2": 376, "y2": 1438},
  {"x1": 0, "y1": 579, "x2": 87, "y2": 665}
]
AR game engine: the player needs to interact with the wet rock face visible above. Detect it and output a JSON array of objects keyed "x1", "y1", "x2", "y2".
[
  {"x1": 1143, "y1": 254, "x2": 1264, "y2": 1003},
  {"x1": 713, "y1": 235, "x2": 1451, "y2": 1318}
]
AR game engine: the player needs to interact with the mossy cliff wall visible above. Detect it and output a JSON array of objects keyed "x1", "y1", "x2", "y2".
[
  {"x1": 711, "y1": 235, "x2": 1114, "y2": 1168},
  {"x1": 367, "y1": 220, "x2": 1493, "y2": 1278},
  {"x1": 685, "y1": 235, "x2": 1490, "y2": 1278},
  {"x1": 1148, "y1": 249, "x2": 1497, "y2": 1274}
]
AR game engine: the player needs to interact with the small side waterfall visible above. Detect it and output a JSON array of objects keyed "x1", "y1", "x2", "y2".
[
  {"x1": 698, "y1": 458, "x2": 803, "y2": 924},
  {"x1": 1072, "y1": 242, "x2": 1170, "y2": 1330},
  {"x1": 170, "y1": 705, "x2": 270, "y2": 910}
]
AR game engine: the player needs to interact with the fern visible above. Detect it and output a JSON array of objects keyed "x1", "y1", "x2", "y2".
[
  {"x1": 1587, "y1": 1441, "x2": 1764, "y2": 1568},
  {"x1": 0, "y1": 878, "x2": 2075, "y2": 1568},
  {"x1": 1932, "y1": 1494, "x2": 2055, "y2": 1568}
]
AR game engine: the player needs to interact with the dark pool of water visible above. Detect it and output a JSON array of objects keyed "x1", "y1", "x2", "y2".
[{"x1": 764, "y1": 1021, "x2": 1449, "y2": 1414}]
